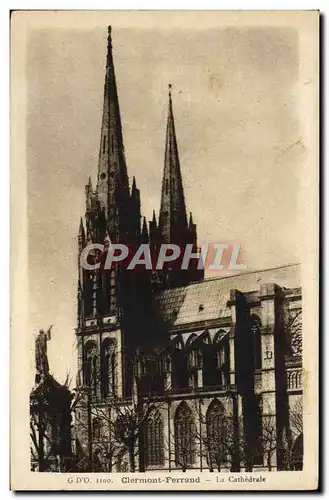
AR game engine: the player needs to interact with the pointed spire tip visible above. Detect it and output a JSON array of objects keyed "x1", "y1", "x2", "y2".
[
  {"x1": 142, "y1": 216, "x2": 148, "y2": 237},
  {"x1": 131, "y1": 176, "x2": 138, "y2": 195},
  {"x1": 107, "y1": 26, "x2": 112, "y2": 52},
  {"x1": 78, "y1": 217, "x2": 85, "y2": 237}
]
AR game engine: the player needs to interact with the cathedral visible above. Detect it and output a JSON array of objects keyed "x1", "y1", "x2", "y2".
[{"x1": 74, "y1": 27, "x2": 303, "y2": 473}]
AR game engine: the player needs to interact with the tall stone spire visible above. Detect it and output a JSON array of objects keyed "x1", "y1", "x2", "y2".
[
  {"x1": 158, "y1": 85, "x2": 188, "y2": 245},
  {"x1": 97, "y1": 26, "x2": 129, "y2": 232},
  {"x1": 155, "y1": 86, "x2": 203, "y2": 288}
]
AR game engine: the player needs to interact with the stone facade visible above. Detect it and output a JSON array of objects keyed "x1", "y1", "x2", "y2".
[{"x1": 74, "y1": 27, "x2": 303, "y2": 473}]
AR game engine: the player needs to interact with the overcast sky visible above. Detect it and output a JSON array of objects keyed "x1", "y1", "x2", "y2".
[{"x1": 27, "y1": 25, "x2": 304, "y2": 383}]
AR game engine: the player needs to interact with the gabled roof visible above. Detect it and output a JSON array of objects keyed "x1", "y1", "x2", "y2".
[{"x1": 154, "y1": 263, "x2": 301, "y2": 327}]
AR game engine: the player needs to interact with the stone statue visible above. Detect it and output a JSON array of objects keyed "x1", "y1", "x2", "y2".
[{"x1": 35, "y1": 325, "x2": 53, "y2": 379}]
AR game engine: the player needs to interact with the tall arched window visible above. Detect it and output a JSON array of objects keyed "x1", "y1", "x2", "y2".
[
  {"x1": 213, "y1": 331, "x2": 229, "y2": 388},
  {"x1": 174, "y1": 402, "x2": 196, "y2": 469},
  {"x1": 101, "y1": 339, "x2": 116, "y2": 398},
  {"x1": 206, "y1": 399, "x2": 227, "y2": 471},
  {"x1": 250, "y1": 315, "x2": 262, "y2": 370},
  {"x1": 187, "y1": 337, "x2": 201, "y2": 389},
  {"x1": 84, "y1": 341, "x2": 98, "y2": 396},
  {"x1": 145, "y1": 410, "x2": 164, "y2": 467}
]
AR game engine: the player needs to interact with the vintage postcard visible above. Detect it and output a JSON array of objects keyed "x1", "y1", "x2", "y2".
[{"x1": 10, "y1": 10, "x2": 319, "y2": 491}]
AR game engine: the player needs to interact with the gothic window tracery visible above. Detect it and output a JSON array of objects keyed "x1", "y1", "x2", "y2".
[
  {"x1": 188, "y1": 348, "x2": 196, "y2": 369},
  {"x1": 187, "y1": 337, "x2": 201, "y2": 389},
  {"x1": 145, "y1": 410, "x2": 164, "y2": 467},
  {"x1": 289, "y1": 310, "x2": 302, "y2": 357},
  {"x1": 101, "y1": 338, "x2": 116, "y2": 398},
  {"x1": 84, "y1": 341, "x2": 98, "y2": 396},
  {"x1": 212, "y1": 332, "x2": 229, "y2": 388},
  {"x1": 188, "y1": 352, "x2": 198, "y2": 389},
  {"x1": 287, "y1": 370, "x2": 302, "y2": 389},
  {"x1": 206, "y1": 399, "x2": 227, "y2": 470},
  {"x1": 174, "y1": 402, "x2": 196, "y2": 468}
]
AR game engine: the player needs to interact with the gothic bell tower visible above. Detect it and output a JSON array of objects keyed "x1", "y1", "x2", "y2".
[{"x1": 76, "y1": 27, "x2": 147, "y2": 401}]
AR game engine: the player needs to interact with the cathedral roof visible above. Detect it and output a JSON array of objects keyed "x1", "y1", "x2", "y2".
[{"x1": 154, "y1": 263, "x2": 301, "y2": 327}]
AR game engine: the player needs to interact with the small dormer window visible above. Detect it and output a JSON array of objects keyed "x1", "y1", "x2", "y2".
[{"x1": 199, "y1": 304, "x2": 204, "y2": 312}]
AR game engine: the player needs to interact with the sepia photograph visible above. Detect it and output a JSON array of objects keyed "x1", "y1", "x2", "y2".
[{"x1": 10, "y1": 10, "x2": 318, "y2": 490}]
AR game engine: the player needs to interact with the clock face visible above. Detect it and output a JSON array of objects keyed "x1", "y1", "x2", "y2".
[{"x1": 289, "y1": 310, "x2": 302, "y2": 356}]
